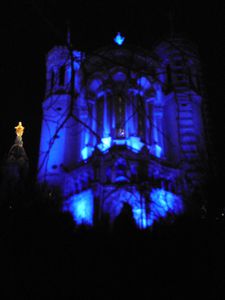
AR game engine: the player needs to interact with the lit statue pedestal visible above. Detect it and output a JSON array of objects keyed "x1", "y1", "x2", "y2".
[
  {"x1": 8, "y1": 121, "x2": 29, "y2": 177},
  {"x1": 1, "y1": 122, "x2": 29, "y2": 207}
]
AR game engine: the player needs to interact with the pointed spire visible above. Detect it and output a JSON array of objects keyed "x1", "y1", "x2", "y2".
[{"x1": 66, "y1": 21, "x2": 71, "y2": 47}]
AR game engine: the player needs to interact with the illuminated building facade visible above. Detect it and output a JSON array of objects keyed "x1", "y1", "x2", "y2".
[{"x1": 38, "y1": 35, "x2": 208, "y2": 227}]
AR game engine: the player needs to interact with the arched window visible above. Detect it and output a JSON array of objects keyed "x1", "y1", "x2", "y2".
[
  {"x1": 146, "y1": 102, "x2": 153, "y2": 144},
  {"x1": 137, "y1": 95, "x2": 145, "y2": 140},
  {"x1": 96, "y1": 96, "x2": 104, "y2": 137},
  {"x1": 50, "y1": 71, "x2": 55, "y2": 90},
  {"x1": 59, "y1": 66, "x2": 65, "y2": 86},
  {"x1": 115, "y1": 95, "x2": 125, "y2": 138},
  {"x1": 188, "y1": 67, "x2": 193, "y2": 87},
  {"x1": 166, "y1": 64, "x2": 172, "y2": 86}
]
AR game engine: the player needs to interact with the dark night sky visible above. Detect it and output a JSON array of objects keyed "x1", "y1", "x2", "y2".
[{"x1": 0, "y1": 1, "x2": 224, "y2": 192}]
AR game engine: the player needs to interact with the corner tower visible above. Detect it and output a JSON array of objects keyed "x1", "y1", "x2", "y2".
[
  {"x1": 154, "y1": 37, "x2": 207, "y2": 189},
  {"x1": 38, "y1": 45, "x2": 83, "y2": 186}
]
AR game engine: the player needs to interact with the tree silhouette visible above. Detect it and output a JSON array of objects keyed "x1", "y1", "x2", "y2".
[{"x1": 113, "y1": 202, "x2": 137, "y2": 233}]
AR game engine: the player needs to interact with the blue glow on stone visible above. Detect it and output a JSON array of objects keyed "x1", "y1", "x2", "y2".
[
  {"x1": 95, "y1": 136, "x2": 147, "y2": 156},
  {"x1": 103, "y1": 189, "x2": 144, "y2": 226},
  {"x1": 137, "y1": 76, "x2": 151, "y2": 89},
  {"x1": 149, "y1": 143, "x2": 163, "y2": 158},
  {"x1": 81, "y1": 146, "x2": 94, "y2": 160},
  {"x1": 73, "y1": 50, "x2": 82, "y2": 71},
  {"x1": 102, "y1": 188, "x2": 183, "y2": 229},
  {"x1": 127, "y1": 137, "x2": 144, "y2": 153},
  {"x1": 114, "y1": 32, "x2": 125, "y2": 46},
  {"x1": 97, "y1": 137, "x2": 112, "y2": 152},
  {"x1": 132, "y1": 205, "x2": 148, "y2": 228},
  {"x1": 96, "y1": 136, "x2": 164, "y2": 158},
  {"x1": 38, "y1": 40, "x2": 205, "y2": 230},
  {"x1": 150, "y1": 188, "x2": 183, "y2": 220},
  {"x1": 114, "y1": 176, "x2": 129, "y2": 183},
  {"x1": 38, "y1": 96, "x2": 71, "y2": 182},
  {"x1": 102, "y1": 137, "x2": 112, "y2": 148},
  {"x1": 81, "y1": 147, "x2": 88, "y2": 160},
  {"x1": 89, "y1": 78, "x2": 102, "y2": 92},
  {"x1": 113, "y1": 139, "x2": 126, "y2": 145},
  {"x1": 63, "y1": 189, "x2": 94, "y2": 225},
  {"x1": 112, "y1": 72, "x2": 127, "y2": 82}
]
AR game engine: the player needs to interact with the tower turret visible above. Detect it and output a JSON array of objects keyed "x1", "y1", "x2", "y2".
[
  {"x1": 155, "y1": 37, "x2": 207, "y2": 187},
  {"x1": 38, "y1": 45, "x2": 83, "y2": 186}
]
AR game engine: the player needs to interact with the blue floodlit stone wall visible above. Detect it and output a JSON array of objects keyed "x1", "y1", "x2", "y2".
[{"x1": 38, "y1": 38, "x2": 207, "y2": 227}]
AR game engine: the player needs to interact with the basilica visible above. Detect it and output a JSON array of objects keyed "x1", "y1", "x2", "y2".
[{"x1": 38, "y1": 33, "x2": 208, "y2": 227}]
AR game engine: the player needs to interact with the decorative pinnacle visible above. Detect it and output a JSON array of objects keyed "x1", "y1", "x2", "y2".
[
  {"x1": 67, "y1": 26, "x2": 71, "y2": 46},
  {"x1": 66, "y1": 20, "x2": 72, "y2": 47},
  {"x1": 114, "y1": 32, "x2": 125, "y2": 46},
  {"x1": 15, "y1": 122, "x2": 25, "y2": 137}
]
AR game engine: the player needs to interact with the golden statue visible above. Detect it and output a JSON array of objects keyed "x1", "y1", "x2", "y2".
[{"x1": 15, "y1": 122, "x2": 25, "y2": 137}]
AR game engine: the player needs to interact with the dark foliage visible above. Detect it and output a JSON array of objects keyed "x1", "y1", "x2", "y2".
[{"x1": 0, "y1": 185, "x2": 221, "y2": 299}]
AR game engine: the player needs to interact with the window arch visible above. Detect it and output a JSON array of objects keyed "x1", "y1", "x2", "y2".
[{"x1": 59, "y1": 65, "x2": 65, "y2": 86}]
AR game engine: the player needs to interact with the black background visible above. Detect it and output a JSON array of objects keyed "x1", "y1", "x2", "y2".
[{"x1": 0, "y1": 1, "x2": 225, "y2": 298}]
